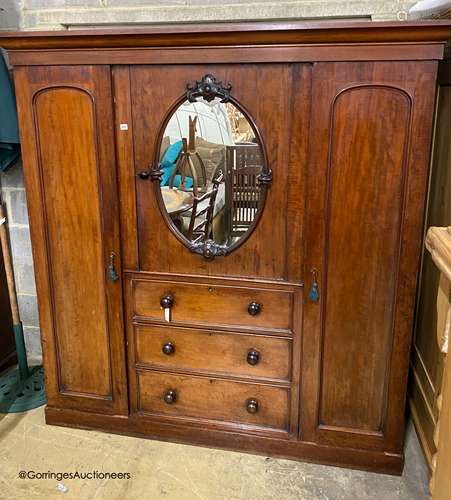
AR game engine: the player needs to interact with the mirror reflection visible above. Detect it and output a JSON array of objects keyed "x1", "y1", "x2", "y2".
[{"x1": 158, "y1": 97, "x2": 266, "y2": 250}]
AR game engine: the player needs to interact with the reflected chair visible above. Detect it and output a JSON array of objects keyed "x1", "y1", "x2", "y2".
[
  {"x1": 180, "y1": 173, "x2": 224, "y2": 243},
  {"x1": 225, "y1": 144, "x2": 263, "y2": 238}
]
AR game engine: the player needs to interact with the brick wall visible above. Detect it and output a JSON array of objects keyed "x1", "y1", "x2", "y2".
[{"x1": 0, "y1": 162, "x2": 41, "y2": 358}]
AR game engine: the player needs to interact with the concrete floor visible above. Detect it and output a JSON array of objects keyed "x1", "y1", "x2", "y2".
[{"x1": 0, "y1": 404, "x2": 430, "y2": 500}]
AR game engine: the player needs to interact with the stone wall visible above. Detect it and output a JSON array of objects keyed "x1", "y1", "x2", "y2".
[
  {"x1": 0, "y1": 1, "x2": 421, "y2": 361},
  {"x1": 1, "y1": 2, "x2": 40, "y2": 358},
  {"x1": 18, "y1": 1, "x2": 416, "y2": 29},
  {"x1": 0, "y1": 1, "x2": 22, "y2": 30},
  {"x1": 0, "y1": 162, "x2": 41, "y2": 358}
]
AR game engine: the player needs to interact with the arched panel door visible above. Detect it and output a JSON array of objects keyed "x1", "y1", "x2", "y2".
[
  {"x1": 301, "y1": 61, "x2": 438, "y2": 455},
  {"x1": 14, "y1": 66, "x2": 128, "y2": 415}
]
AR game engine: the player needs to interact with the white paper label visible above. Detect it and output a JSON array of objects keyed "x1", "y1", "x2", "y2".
[
  {"x1": 164, "y1": 308, "x2": 171, "y2": 323},
  {"x1": 120, "y1": 123, "x2": 129, "y2": 131}
]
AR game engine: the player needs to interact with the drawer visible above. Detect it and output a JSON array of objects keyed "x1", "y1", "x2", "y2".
[
  {"x1": 133, "y1": 279, "x2": 293, "y2": 331},
  {"x1": 138, "y1": 371, "x2": 290, "y2": 431},
  {"x1": 135, "y1": 324, "x2": 291, "y2": 381}
]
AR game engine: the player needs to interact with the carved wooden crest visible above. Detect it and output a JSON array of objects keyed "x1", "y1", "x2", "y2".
[{"x1": 186, "y1": 74, "x2": 232, "y2": 103}]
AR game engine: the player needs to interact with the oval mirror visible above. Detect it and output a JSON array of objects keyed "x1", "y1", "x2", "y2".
[{"x1": 153, "y1": 74, "x2": 272, "y2": 260}]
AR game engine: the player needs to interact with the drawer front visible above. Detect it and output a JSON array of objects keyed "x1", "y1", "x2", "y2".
[
  {"x1": 135, "y1": 324, "x2": 291, "y2": 381},
  {"x1": 133, "y1": 279, "x2": 293, "y2": 331},
  {"x1": 138, "y1": 371, "x2": 290, "y2": 431}
]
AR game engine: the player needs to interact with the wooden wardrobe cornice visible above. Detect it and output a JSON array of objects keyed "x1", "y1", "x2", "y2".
[
  {"x1": 0, "y1": 20, "x2": 451, "y2": 50},
  {"x1": 2, "y1": 21, "x2": 451, "y2": 66}
]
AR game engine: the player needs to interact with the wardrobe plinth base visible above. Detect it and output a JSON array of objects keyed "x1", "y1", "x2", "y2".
[{"x1": 45, "y1": 405, "x2": 404, "y2": 476}]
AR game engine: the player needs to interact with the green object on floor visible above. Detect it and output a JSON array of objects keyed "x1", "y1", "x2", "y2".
[
  {"x1": 0, "y1": 182, "x2": 46, "y2": 413},
  {"x1": 0, "y1": 322, "x2": 46, "y2": 413},
  {"x1": 0, "y1": 365, "x2": 46, "y2": 413}
]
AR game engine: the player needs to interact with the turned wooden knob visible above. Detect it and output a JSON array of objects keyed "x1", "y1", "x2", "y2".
[
  {"x1": 162, "y1": 342, "x2": 175, "y2": 355},
  {"x1": 160, "y1": 294, "x2": 174, "y2": 309},
  {"x1": 137, "y1": 170, "x2": 151, "y2": 180},
  {"x1": 248, "y1": 301, "x2": 262, "y2": 316},
  {"x1": 164, "y1": 389, "x2": 177, "y2": 404},
  {"x1": 247, "y1": 349, "x2": 260, "y2": 366},
  {"x1": 246, "y1": 398, "x2": 259, "y2": 414}
]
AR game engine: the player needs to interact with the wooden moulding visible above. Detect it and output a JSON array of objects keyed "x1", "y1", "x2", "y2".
[
  {"x1": 45, "y1": 405, "x2": 405, "y2": 475},
  {"x1": 0, "y1": 21, "x2": 451, "y2": 66},
  {"x1": 1, "y1": 21, "x2": 451, "y2": 49},
  {"x1": 2, "y1": 44, "x2": 446, "y2": 66}
]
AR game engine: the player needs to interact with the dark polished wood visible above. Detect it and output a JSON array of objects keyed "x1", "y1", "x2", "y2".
[
  {"x1": 112, "y1": 66, "x2": 139, "y2": 271},
  {"x1": 132, "y1": 64, "x2": 303, "y2": 280},
  {"x1": 137, "y1": 370, "x2": 290, "y2": 432},
  {"x1": 45, "y1": 405, "x2": 404, "y2": 475},
  {"x1": 302, "y1": 61, "x2": 438, "y2": 453},
  {"x1": 1, "y1": 20, "x2": 451, "y2": 50},
  {"x1": 132, "y1": 277, "x2": 295, "y2": 331},
  {"x1": 134, "y1": 323, "x2": 292, "y2": 382},
  {"x1": 5, "y1": 21, "x2": 450, "y2": 474},
  {"x1": 14, "y1": 65, "x2": 128, "y2": 414},
  {"x1": 5, "y1": 44, "x2": 446, "y2": 67}
]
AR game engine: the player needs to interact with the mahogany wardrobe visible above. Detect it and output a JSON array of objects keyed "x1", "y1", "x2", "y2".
[{"x1": 1, "y1": 20, "x2": 451, "y2": 473}]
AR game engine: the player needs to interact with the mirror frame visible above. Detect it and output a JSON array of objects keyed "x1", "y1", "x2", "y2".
[{"x1": 150, "y1": 74, "x2": 272, "y2": 260}]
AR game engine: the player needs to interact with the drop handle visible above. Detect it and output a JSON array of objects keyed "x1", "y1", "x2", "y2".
[
  {"x1": 160, "y1": 293, "x2": 174, "y2": 322},
  {"x1": 162, "y1": 342, "x2": 175, "y2": 356},
  {"x1": 108, "y1": 252, "x2": 119, "y2": 282},
  {"x1": 247, "y1": 349, "x2": 260, "y2": 366},
  {"x1": 163, "y1": 389, "x2": 177, "y2": 404},
  {"x1": 308, "y1": 268, "x2": 320, "y2": 302},
  {"x1": 248, "y1": 301, "x2": 262, "y2": 316},
  {"x1": 246, "y1": 398, "x2": 259, "y2": 414}
]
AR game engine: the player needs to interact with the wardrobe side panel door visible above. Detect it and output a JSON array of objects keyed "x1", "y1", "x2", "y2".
[
  {"x1": 131, "y1": 64, "x2": 310, "y2": 282},
  {"x1": 14, "y1": 66, "x2": 128, "y2": 414},
  {"x1": 301, "y1": 62, "x2": 438, "y2": 451}
]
